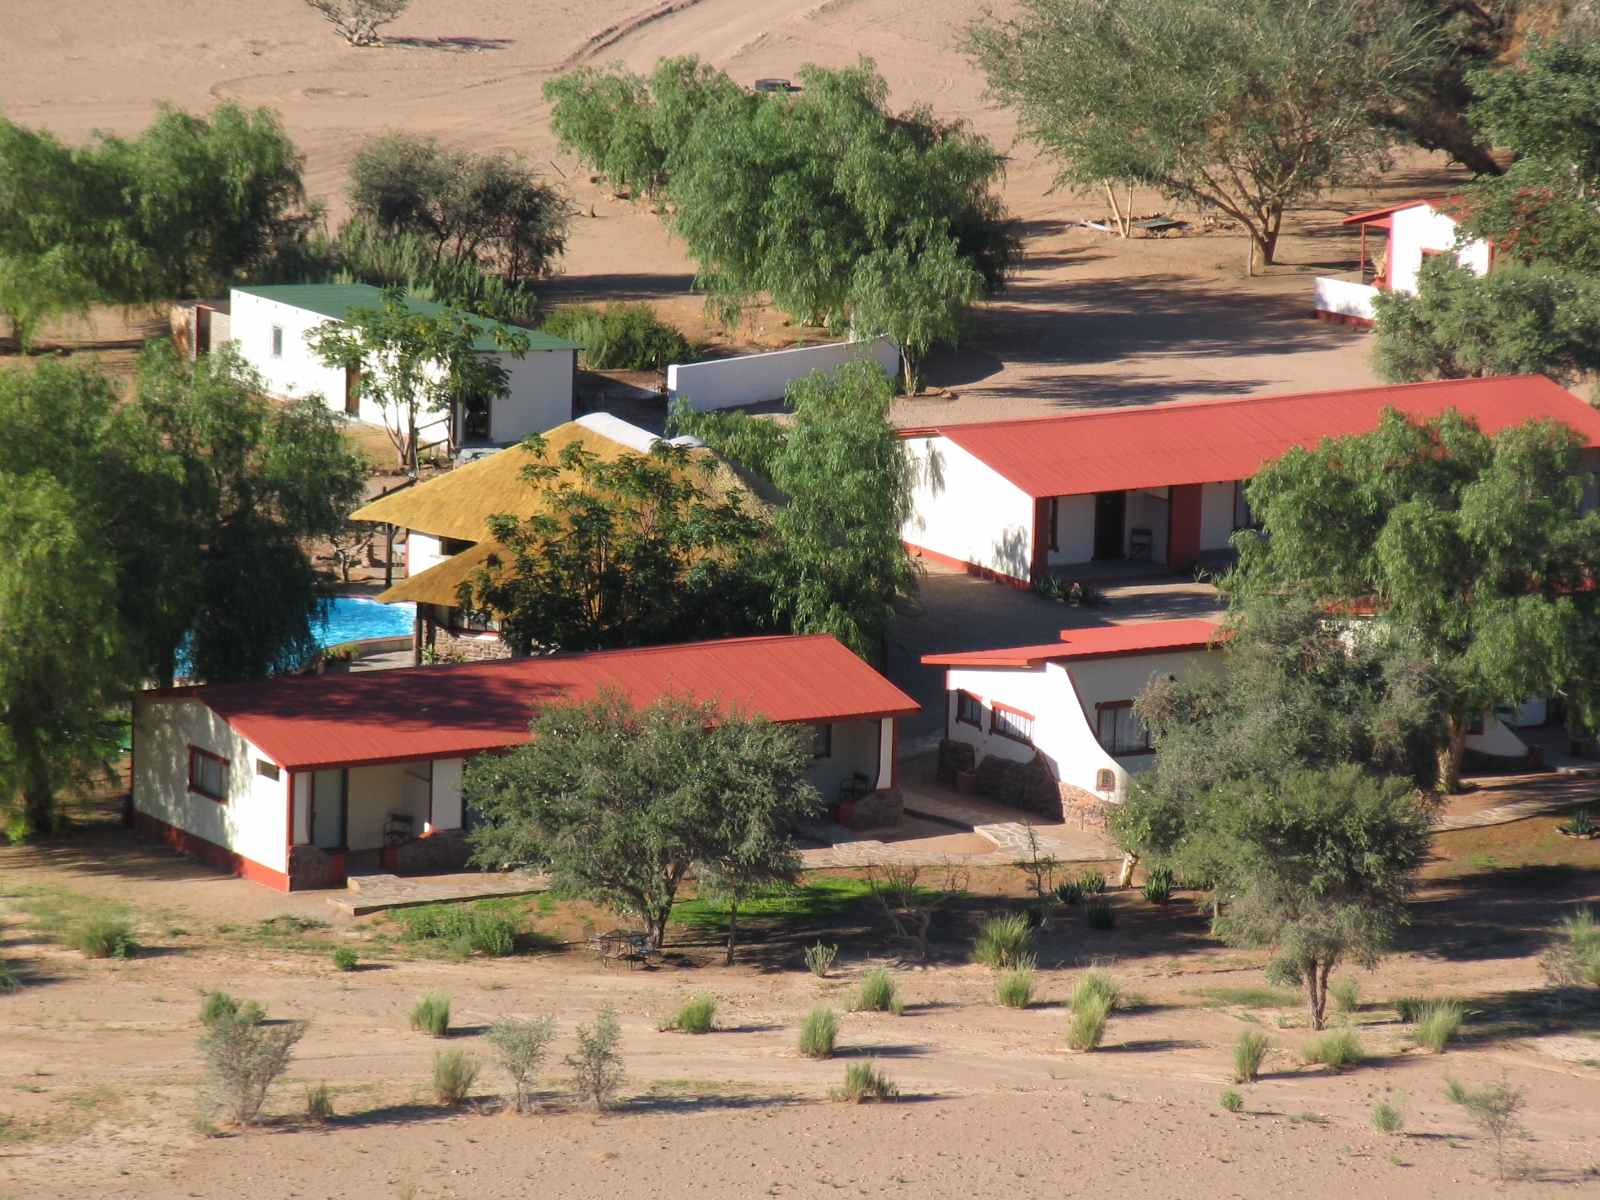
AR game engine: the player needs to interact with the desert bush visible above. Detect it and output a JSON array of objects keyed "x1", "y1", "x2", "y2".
[
  {"x1": 1233, "y1": 1030, "x2": 1270, "y2": 1083},
  {"x1": 198, "y1": 1014, "x2": 306, "y2": 1126},
  {"x1": 567, "y1": 1008, "x2": 624, "y2": 1111},
  {"x1": 1141, "y1": 866, "x2": 1174, "y2": 905},
  {"x1": 994, "y1": 959, "x2": 1037, "y2": 1009},
  {"x1": 1076, "y1": 869, "x2": 1107, "y2": 895},
  {"x1": 409, "y1": 991, "x2": 451, "y2": 1037},
  {"x1": 798, "y1": 1006, "x2": 839, "y2": 1059},
  {"x1": 72, "y1": 915, "x2": 138, "y2": 959},
  {"x1": 1372, "y1": 1095, "x2": 1405, "y2": 1134},
  {"x1": 1413, "y1": 1000, "x2": 1465, "y2": 1053},
  {"x1": 804, "y1": 941, "x2": 839, "y2": 978},
  {"x1": 851, "y1": 967, "x2": 903, "y2": 1015},
  {"x1": 1085, "y1": 900, "x2": 1115, "y2": 930},
  {"x1": 199, "y1": 991, "x2": 264, "y2": 1029},
  {"x1": 1052, "y1": 879, "x2": 1083, "y2": 906},
  {"x1": 432, "y1": 1048, "x2": 479, "y2": 1107},
  {"x1": 1220, "y1": 1088, "x2": 1243, "y2": 1113},
  {"x1": 1394, "y1": 996, "x2": 1427, "y2": 1023},
  {"x1": 1069, "y1": 969, "x2": 1121, "y2": 1012},
  {"x1": 1066, "y1": 993, "x2": 1110, "y2": 1051},
  {"x1": 487, "y1": 1014, "x2": 556, "y2": 1114},
  {"x1": 0, "y1": 960, "x2": 17, "y2": 993},
  {"x1": 833, "y1": 1061, "x2": 897, "y2": 1103},
  {"x1": 1446, "y1": 1075, "x2": 1527, "y2": 1183},
  {"x1": 972, "y1": 913, "x2": 1034, "y2": 969},
  {"x1": 660, "y1": 994, "x2": 717, "y2": 1034},
  {"x1": 1540, "y1": 907, "x2": 1600, "y2": 989},
  {"x1": 1330, "y1": 975, "x2": 1361, "y2": 1013},
  {"x1": 331, "y1": 947, "x2": 358, "y2": 972},
  {"x1": 397, "y1": 903, "x2": 520, "y2": 958},
  {"x1": 1301, "y1": 1028, "x2": 1365, "y2": 1071},
  {"x1": 541, "y1": 303, "x2": 690, "y2": 370},
  {"x1": 304, "y1": 1081, "x2": 334, "y2": 1123}
]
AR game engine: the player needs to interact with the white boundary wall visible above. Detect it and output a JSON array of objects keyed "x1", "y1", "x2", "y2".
[{"x1": 667, "y1": 336, "x2": 900, "y2": 412}]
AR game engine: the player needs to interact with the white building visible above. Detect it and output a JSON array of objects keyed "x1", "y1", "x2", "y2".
[
  {"x1": 132, "y1": 634, "x2": 919, "y2": 891},
  {"x1": 1313, "y1": 199, "x2": 1492, "y2": 327},
  {"x1": 227, "y1": 284, "x2": 579, "y2": 449},
  {"x1": 899, "y1": 375, "x2": 1600, "y2": 586}
]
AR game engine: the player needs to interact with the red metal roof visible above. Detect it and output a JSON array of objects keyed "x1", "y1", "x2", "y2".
[
  {"x1": 915, "y1": 376, "x2": 1600, "y2": 499},
  {"x1": 152, "y1": 635, "x2": 919, "y2": 772},
  {"x1": 921, "y1": 620, "x2": 1224, "y2": 668}
]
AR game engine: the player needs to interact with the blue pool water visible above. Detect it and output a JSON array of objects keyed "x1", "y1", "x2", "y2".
[{"x1": 317, "y1": 596, "x2": 416, "y2": 647}]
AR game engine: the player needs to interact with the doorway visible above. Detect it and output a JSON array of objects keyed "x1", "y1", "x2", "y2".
[
  {"x1": 310, "y1": 769, "x2": 347, "y2": 850},
  {"x1": 1093, "y1": 491, "x2": 1126, "y2": 560}
]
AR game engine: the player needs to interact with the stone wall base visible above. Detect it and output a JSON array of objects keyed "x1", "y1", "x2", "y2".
[
  {"x1": 383, "y1": 829, "x2": 472, "y2": 873},
  {"x1": 428, "y1": 626, "x2": 513, "y2": 663},
  {"x1": 839, "y1": 788, "x2": 903, "y2": 831},
  {"x1": 288, "y1": 844, "x2": 348, "y2": 890}
]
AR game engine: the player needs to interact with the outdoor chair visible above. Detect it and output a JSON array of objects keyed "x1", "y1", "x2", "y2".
[{"x1": 587, "y1": 928, "x2": 656, "y2": 969}]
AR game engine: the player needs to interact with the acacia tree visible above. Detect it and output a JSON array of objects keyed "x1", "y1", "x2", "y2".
[
  {"x1": 966, "y1": 0, "x2": 1438, "y2": 272},
  {"x1": 1231, "y1": 408, "x2": 1600, "y2": 791},
  {"x1": 304, "y1": 0, "x2": 409, "y2": 45},
  {"x1": 464, "y1": 693, "x2": 820, "y2": 949}
]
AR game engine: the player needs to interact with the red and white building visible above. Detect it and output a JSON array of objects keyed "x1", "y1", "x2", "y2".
[
  {"x1": 131, "y1": 634, "x2": 918, "y2": 890},
  {"x1": 1313, "y1": 199, "x2": 1491, "y2": 327},
  {"x1": 899, "y1": 375, "x2": 1600, "y2": 587}
]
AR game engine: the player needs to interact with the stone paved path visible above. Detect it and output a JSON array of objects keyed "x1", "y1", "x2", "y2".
[
  {"x1": 1435, "y1": 771, "x2": 1599, "y2": 832},
  {"x1": 328, "y1": 870, "x2": 547, "y2": 916}
]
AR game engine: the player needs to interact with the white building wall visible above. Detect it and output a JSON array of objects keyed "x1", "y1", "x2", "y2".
[
  {"x1": 1466, "y1": 715, "x2": 1529, "y2": 758},
  {"x1": 903, "y1": 435, "x2": 1037, "y2": 581},
  {"x1": 1047, "y1": 494, "x2": 1096, "y2": 565},
  {"x1": 407, "y1": 531, "x2": 451, "y2": 576},
  {"x1": 1199, "y1": 482, "x2": 1236, "y2": 552},
  {"x1": 806, "y1": 719, "x2": 884, "y2": 797},
  {"x1": 1389, "y1": 204, "x2": 1491, "y2": 295},
  {"x1": 429, "y1": 758, "x2": 464, "y2": 831},
  {"x1": 487, "y1": 350, "x2": 574, "y2": 442},
  {"x1": 667, "y1": 336, "x2": 900, "y2": 412},
  {"x1": 132, "y1": 696, "x2": 289, "y2": 873},
  {"x1": 345, "y1": 762, "x2": 432, "y2": 851}
]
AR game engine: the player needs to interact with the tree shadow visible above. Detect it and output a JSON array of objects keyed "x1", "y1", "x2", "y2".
[
  {"x1": 1098, "y1": 1038, "x2": 1205, "y2": 1053},
  {"x1": 621, "y1": 1091, "x2": 807, "y2": 1115},
  {"x1": 385, "y1": 36, "x2": 514, "y2": 52},
  {"x1": 834, "y1": 1043, "x2": 931, "y2": 1059}
]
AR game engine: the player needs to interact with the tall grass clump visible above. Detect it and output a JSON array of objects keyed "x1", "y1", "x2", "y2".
[
  {"x1": 1302, "y1": 1027, "x2": 1365, "y2": 1071},
  {"x1": 398, "y1": 902, "x2": 520, "y2": 958},
  {"x1": 0, "y1": 960, "x2": 17, "y2": 993},
  {"x1": 1233, "y1": 1030, "x2": 1270, "y2": 1083},
  {"x1": 1141, "y1": 866, "x2": 1174, "y2": 905},
  {"x1": 72, "y1": 915, "x2": 138, "y2": 959},
  {"x1": 1069, "y1": 969, "x2": 1121, "y2": 1012},
  {"x1": 409, "y1": 991, "x2": 451, "y2": 1037},
  {"x1": 1066, "y1": 994, "x2": 1111, "y2": 1051},
  {"x1": 994, "y1": 958, "x2": 1037, "y2": 1009},
  {"x1": 1394, "y1": 996, "x2": 1428, "y2": 1023},
  {"x1": 660, "y1": 994, "x2": 717, "y2": 1034},
  {"x1": 1540, "y1": 907, "x2": 1600, "y2": 989},
  {"x1": 972, "y1": 913, "x2": 1033, "y2": 969},
  {"x1": 1330, "y1": 975, "x2": 1361, "y2": 1013},
  {"x1": 850, "y1": 967, "x2": 903, "y2": 1015},
  {"x1": 331, "y1": 947, "x2": 358, "y2": 972},
  {"x1": 566, "y1": 1008, "x2": 624, "y2": 1111},
  {"x1": 199, "y1": 991, "x2": 264, "y2": 1029},
  {"x1": 304, "y1": 1081, "x2": 334, "y2": 1123},
  {"x1": 1413, "y1": 1000, "x2": 1465, "y2": 1053},
  {"x1": 1372, "y1": 1095, "x2": 1405, "y2": 1134},
  {"x1": 198, "y1": 1015, "x2": 306, "y2": 1127},
  {"x1": 798, "y1": 1006, "x2": 839, "y2": 1059},
  {"x1": 804, "y1": 942, "x2": 839, "y2": 978},
  {"x1": 432, "y1": 1049, "x2": 479, "y2": 1107},
  {"x1": 487, "y1": 1015, "x2": 556, "y2": 1114},
  {"x1": 1220, "y1": 1088, "x2": 1243, "y2": 1113},
  {"x1": 833, "y1": 1061, "x2": 897, "y2": 1103}
]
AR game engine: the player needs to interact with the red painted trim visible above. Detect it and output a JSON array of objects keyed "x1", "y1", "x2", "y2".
[
  {"x1": 132, "y1": 810, "x2": 290, "y2": 892},
  {"x1": 1311, "y1": 309, "x2": 1374, "y2": 330},
  {"x1": 187, "y1": 745, "x2": 229, "y2": 802},
  {"x1": 1030, "y1": 496, "x2": 1050, "y2": 581},
  {"x1": 285, "y1": 768, "x2": 295, "y2": 851},
  {"x1": 902, "y1": 541, "x2": 1031, "y2": 590}
]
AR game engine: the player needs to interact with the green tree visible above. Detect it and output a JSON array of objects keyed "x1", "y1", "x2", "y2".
[
  {"x1": 848, "y1": 238, "x2": 984, "y2": 391},
  {"x1": 1231, "y1": 408, "x2": 1600, "y2": 791},
  {"x1": 1205, "y1": 765, "x2": 1433, "y2": 1030},
  {"x1": 966, "y1": 0, "x2": 1438, "y2": 271},
  {"x1": 307, "y1": 288, "x2": 528, "y2": 468},
  {"x1": 464, "y1": 436, "x2": 772, "y2": 654},
  {"x1": 304, "y1": 0, "x2": 410, "y2": 46},
  {"x1": 673, "y1": 358, "x2": 918, "y2": 662},
  {"x1": 464, "y1": 692, "x2": 821, "y2": 948}
]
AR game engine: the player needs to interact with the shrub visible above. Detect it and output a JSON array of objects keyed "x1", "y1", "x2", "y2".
[
  {"x1": 804, "y1": 942, "x2": 839, "y2": 978},
  {"x1": 1220, "y1": 1088, "x2": 1243, "y2": 1113},
  {"x1": 1233, "y1": 1030, "x2": 1270, "y2": 1083},
  {"x1": 1541, "y1": 907, "x2": 1600, "y2": 989},
  {"x1": 1330, "y1": 975, "x2": 1361, "y2": 1013},
  {"x1": 432, "y1": 1048, "x2": 479, "y2": 1107},
  {"x1": 1141, "y1": 867, "x2": 1174, "y2": 905},
  {"x1": 995, "y1": 960, "x2": 1037, "y2": 1009},
  {"x1": 567, "y1": 1008, "x2": 624, "y2": 1111},
  {"x1": 1446, "y1": 1075, "x2": 1527, "y2": 1183},
  {"x1": 199, "y1": 991, "x2": 264, "y2": 1029},
  {"x1": 833, "y1": 1061, "x2": 897, "y2": 1103},
  {"x1": 409, "y1": 991, "x2": 451, "y2": 1037},
  {"x1": 661, "y1": 994, "x2": 717, "y2": 1034},
  {"x1": 1394, "y1": 996, "x2": 1427, "y2": 1023},
  {"x1": 304, "y1": 1081, "x2": 334, "y2": 1123},
  {"x1": 1076, "y1": 869, "x2": 1107, "y2": 895},
  {"x1": 198, "y1": 1015, "x2": 306, "y2": 1126},
  {"x1": 0, "y1": 961, "x2": 17, "y2": 993},
  {"x1": 1302, "y1": 1028, "x2": 1365, "y2": 1071},
  {"x1": 397, "y1": 902, "x2": 521, "y2": 958},
  {"x1": 1372, "y1": 1095, "x2": 1405, "y2": 1134},
  {"x1": 541, "y1": 302, "x2": 691, "y2": 371},
  {"x1": 487, "y1": 1015, "x2": 556, "y2": 1114},
  {"x1": 850, "y1": 967, "x2": 903, "y2": 1015},
  {"x1": 1052, "y1": 879, "x2": 1083, "y2": 906},
  {"x1": 1066, "y1": 994, "x2": 1110, "y2": 1051},
  {"x1": 798, "y1": 1006, "x2": 839, "y2": 1059},
  {"x1": 331, "y1": 947, "x2": 358, "y2": 972},
  {"x1": 1085, "y1": 900, "x2": 1115, "y2": 931},
  {"x1": 972, "y1": 913, "x2": 1034, "y2": 969},
  {"x1": 1413, "y1": 1000, "x2": 1465, "y2": 1054},
  {"x1": 1069, "y1": 969, "x2": 1121, "y2": 1012},
  {"x1": 72, "y1": 915, "x2": 138, "y2": 959}
]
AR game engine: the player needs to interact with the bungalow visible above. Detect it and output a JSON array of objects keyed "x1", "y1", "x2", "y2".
[
  {"x1": 1313, "y1": 198, "x2": 1491, "y2": 327},
  {"x1": 922, "y1": 620, "x2": 1225, "y2": 811},
  {"x1": 900, "y1": 375, "x2": 1600, "y2": 587},
  {"x1": 131, "y1": 633, "x2": 920, "y2": 891},
  {"x1": 226, "y1": 283, "x2": 579, "y2": 450}
]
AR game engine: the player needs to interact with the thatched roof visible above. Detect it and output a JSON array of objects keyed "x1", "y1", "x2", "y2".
[{"x1": 378, "y1": 539, "x2": 503, "y2": 607}]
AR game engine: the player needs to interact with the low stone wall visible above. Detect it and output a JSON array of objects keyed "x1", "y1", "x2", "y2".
[
  {"x1": 383, "y1": 829, "x2": 472, "y2": 873},
  {"x1": 430, "y1": 628, "x2": 513, "y2": 663},
  {"x1": 288, "y1": 844, "x2": 347, "y2": 891},
  {"x1": 839, "y1": 788, "x2": 903, "y2": 831}
]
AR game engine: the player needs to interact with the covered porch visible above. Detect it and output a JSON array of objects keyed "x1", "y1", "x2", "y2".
[
  {"x1": 1313, "y1": 205, "x2": 1393, "y2": 326},
  {"x1": 1035, "y1": 482, "x2": 1237, "y2": 577}
]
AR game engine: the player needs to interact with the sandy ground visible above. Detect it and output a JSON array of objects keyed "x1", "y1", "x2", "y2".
[{"x1": 0, "y1": 0, "x2": 1473, "y2": 423}]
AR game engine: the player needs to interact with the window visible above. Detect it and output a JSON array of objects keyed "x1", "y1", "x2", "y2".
[
  {"x1": 270, "y1": 324, "x2": 284, "y2": 358},
  {"x1": 1096, "y1": 701, "x2": 1151, "y2": 756},
  {"x1": 956, "y1": 690, "x2": 983, "y2": 728},
  {"x1": 188, "y1": 746, "x2": 229, "y2": 801},
  {"x1": 1232, "y1": 482, "x2": 1260, "y2": 532},
  {"x1": 990, "y1": 703, "x2": 1034, "y2": 744},
  {"x1": 813, "y1": 724, "x2": 833, "y2": 759},
  {"x1": 255, "y1": 759, "x2": 280, "y2": 781}
]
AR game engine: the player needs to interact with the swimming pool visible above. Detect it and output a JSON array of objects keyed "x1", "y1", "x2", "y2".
[{"x1": 317, "y1": 595, "x2": 416, "y2": 648}]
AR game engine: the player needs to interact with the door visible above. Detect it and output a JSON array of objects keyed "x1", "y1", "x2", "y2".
[
  {"x1": 344, "y1": 367, "x2": 362, "y2": 417},
  {"x1": 195, "y1": 306, "x2": 211, "y2": 357},
  {"x1": 310, "y1": 769, "x2": 346, "y2": 850},
  {"x1": 1093, "y1": 491, "x2": 1126, "y2": 560}
]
